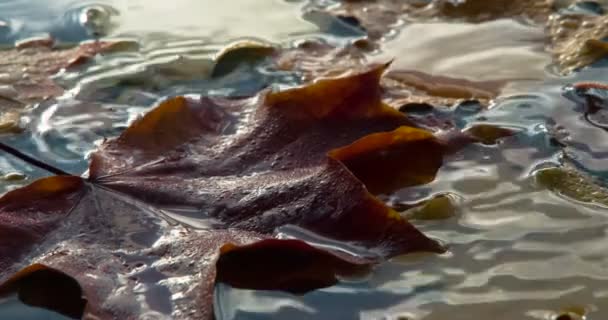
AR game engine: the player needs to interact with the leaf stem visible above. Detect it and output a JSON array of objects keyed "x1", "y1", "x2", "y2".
[{"x1": 0, "y1": 141, "x2": 71, "y2": 176}]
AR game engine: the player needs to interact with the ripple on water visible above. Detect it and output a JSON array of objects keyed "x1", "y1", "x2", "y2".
[{"x1": 374, "y1": 18, "x2": 552, "y2": 94}]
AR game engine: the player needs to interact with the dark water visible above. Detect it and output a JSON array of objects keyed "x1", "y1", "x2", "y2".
[{"x1": 1, "y1": 0, "x2": 608, "y2": 319}]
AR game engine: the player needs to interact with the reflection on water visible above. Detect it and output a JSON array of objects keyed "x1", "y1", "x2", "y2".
[
  {"x1": 375, "y1": 19, "x2": 551, "y2": 91},
  {"x1": 0, "y1": 296, "x2": 70, "y2": 320},
  {"x1": 2, "y1": 0, "x2": 608, "y2": 319}
]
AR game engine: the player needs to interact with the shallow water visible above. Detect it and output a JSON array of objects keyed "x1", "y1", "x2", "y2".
[
  {"x1": 0, "y1": 0, "x2": 316, "y2": 44},
  {"x1": 2, "y1": 0, "x2": 608, "y2": 319}
]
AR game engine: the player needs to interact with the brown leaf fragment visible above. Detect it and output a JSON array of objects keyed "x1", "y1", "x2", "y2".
[
  {"x1": 216, "y1": 239, "x2": 373, "y2": 294},
  {"x1": 329, "y1": 126, "x2": 443, "y2": 194},
  {"x1": 0, "y1": 264, "x2": 86, "y2": 319}
]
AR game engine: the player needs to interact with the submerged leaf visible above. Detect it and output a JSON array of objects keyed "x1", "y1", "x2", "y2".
[
  {"x1": 463, "y1": 124, "x2": 518, "y2": 145},
  {"x1": 402, "y1": 194, "x2": 458, "y2": 221},
  {"x1": 0, "y1": 41, "x2": 132, "y2": 104},
  {"x1": 0, "y1": 109, "x2": 22, "y2": 134},
  {"x1": 0, "y1": 65, "x2": 447, "y2": 319},
  {"x1": 212, "y1": 40, "x2": 277, "y2": 78},
  {"x1": 535, "y1": 166, "x2": 608, "y2": 206}
]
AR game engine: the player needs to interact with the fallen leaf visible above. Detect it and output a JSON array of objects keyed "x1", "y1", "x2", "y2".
[{"x1": 0, "y1": 65, "x2": 446, "y2": 319}]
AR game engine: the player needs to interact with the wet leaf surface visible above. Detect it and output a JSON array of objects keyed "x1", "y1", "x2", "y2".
[{"x1": 0, "y1": 66, "x2": 448, "y2": 319}]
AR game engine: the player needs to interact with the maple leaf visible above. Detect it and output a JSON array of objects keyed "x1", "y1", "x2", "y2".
[{"x1": 0, "y1": 64, "x2": 446, "y2": 319}]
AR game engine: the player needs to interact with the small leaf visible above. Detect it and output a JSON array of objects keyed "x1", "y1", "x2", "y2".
[
  {"x1": 535, "y1": 166, "x2": 608, "y2": 206},
  {"x1": 402, "y1": 194, "x2": 458, "y2": 221},
  {"x1": 463, "y1": 124, "x2": 518, "y2": 145},
  {"x1": 211, "y1": 40, "x2": 277, "y2": 78}
]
